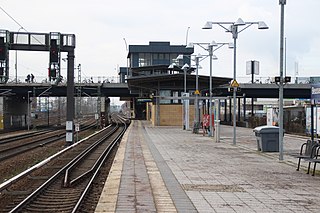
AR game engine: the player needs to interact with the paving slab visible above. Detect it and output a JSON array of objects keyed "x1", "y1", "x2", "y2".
[{"x1": 96, "y1": 120, "x2": 320, "y2": 213}]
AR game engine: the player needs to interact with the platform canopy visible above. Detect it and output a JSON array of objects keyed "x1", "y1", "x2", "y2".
[{"x1": 127, "y1": 65, "x2": 232, "y2": 96}]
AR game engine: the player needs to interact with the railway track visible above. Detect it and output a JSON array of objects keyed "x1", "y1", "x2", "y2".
[
  {"x1": 0, "y1": 114, "x2": 129, "y2": 212},
  {"x1": 0, "y1": 120, "x2": 96, "y2": 162}
]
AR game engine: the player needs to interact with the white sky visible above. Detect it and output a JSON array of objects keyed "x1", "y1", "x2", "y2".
[{"x1": 1, "y1": 0, "x2": 320, "y2": 83}]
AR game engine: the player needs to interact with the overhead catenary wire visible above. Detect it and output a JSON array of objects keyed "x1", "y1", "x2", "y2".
[
  {"x1": 0, "y1": 5, "x2": 44, "y2": 45},
  {"x1": 0, "y1": 5, "x2": 26, "y2": 31}
]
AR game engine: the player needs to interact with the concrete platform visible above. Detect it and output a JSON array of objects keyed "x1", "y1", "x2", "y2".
[{"x1": 95, "y1": 120, "x2": 320, "y2": 213}]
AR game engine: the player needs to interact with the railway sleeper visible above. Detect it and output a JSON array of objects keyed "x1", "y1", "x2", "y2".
[
  {"x1": 26, "y1": 205, "x2": 74, "y2": 212},
  {"x1": 3, "y1": 190, "x2": 31, "y2": 195},
  {"x1": 27, "y1": 175, "x2": 49, "y2": 180}
]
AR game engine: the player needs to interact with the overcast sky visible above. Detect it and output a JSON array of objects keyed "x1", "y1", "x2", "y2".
[{"x1": 1, "y1": 0, "x2": 320, "y2": 83}]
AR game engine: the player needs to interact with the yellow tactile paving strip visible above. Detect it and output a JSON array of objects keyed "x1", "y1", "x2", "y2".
[
  {"x1": 95, "y1": 121, "x2": 176, "y2": 212},
  {"x1": 137, "y1": 121, "x2": 177, "y2": 212}
]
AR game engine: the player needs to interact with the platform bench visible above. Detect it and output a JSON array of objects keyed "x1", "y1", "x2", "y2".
[{"x1": 294, "y1": 140, "x2": 319, "y2": 174}]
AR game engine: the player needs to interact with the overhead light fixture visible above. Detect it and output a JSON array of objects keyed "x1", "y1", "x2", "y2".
[
  {"x1": 176, "y1": 54, "x2": 184, "y2": 60},
  {"x1": 186, "y1": 42, "x2": 194, "y2": 48},
  {"x1": 212, "y1": 55, "x2": 218, "y2": 60},
  {"x1": 202, "y1": 21, "x2": 213, "y2": 29},
  {"x1": 210, "y1": 40, "x2": 218, "y2": 47},
  {"x1": 234, "y1": 18, "x2": 246, "y2": 26},
  {"x1": 258, "y1": 21, "x2": 269, "y2": 29},
  {"x1": 196, "y1": 53, "x2": 202, "y2": 59},
  {"x1": 168, "y1": 63, "x2": 176, "y2": 69},
  {"x1": 182, "y1": 63, "x2": 189, "y2": 69}
]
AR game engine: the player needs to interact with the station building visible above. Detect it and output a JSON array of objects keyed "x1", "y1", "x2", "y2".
[{"x1": 125, "y1": 41, "x2": 231, "y2": 127}]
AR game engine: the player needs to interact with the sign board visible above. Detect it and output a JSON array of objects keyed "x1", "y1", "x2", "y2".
[
  {"x1": 311, "y1": 84, "x2": 320, "y2": 104},
  {"x1": 137, "y1": 98, "x2": 152, "y2": 102},
  {"x1": 66, "y1": 132, "x2": 73, "y2": 142},
  {"x1": 66, "y1": 121, "x2": 73, "y2": 131},
  {"x1": 266, "y1": 108, "x2": 279, "y2": 126},
  {"x1": 203, "y1": 114, "x2": 214, "y2": 127},
  {"x1": 230, "y1": 80, "x2": 240, "y2": 87},
  {"x1": 194, "y1": 90, "x2": 200, "y2": 95},
  {"x1": 101, "y1": 97, "x2": 105, "y2": 112},
  {"x1": 246, "y1": 60, "x2": 260, "y2": 75},
  {"x1": 95, "y1": 113, "x2": 99, "y2": 120},
  {"x1": 75, "y1": 123, "x2": 80, "y2": 132}
]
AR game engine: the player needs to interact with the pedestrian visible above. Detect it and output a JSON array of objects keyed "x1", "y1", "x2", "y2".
[
  {"x1": 26, "y1": 74, "x2": 30, "y2": 83},
  {"x1": 30, "y1": 74, "x2": 34, "y2": 83}
]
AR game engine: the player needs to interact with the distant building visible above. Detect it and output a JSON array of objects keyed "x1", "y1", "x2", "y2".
[{"x1": 124, "y1": 41, "x2": 231, "y2": 127}]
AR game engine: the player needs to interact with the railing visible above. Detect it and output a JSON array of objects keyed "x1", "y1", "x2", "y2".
[
  {"x1": 6, "y1": 75, "x2": 121, "y2": 84},
  {"x1": 233, "y1": 76, "x2": 318, "y2": 84}
]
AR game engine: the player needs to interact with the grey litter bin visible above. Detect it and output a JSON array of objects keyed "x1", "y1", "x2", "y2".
[{"x1": 253, "y1": 125, "x2": 280, "y2": 152}]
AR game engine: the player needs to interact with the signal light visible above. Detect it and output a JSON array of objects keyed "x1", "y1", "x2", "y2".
[
  {"x1": 50, "y1": 39, "x2": 59, "y2": 63},
  {"x1": 48, "y1": 68, "x2": 57, "y2": 79},
  {"x1": 0, "y1": 37, "x2": 6, "y2": 61},
  {"x1": 0, "y1": 47, "x2": 6, "y2": 60}
]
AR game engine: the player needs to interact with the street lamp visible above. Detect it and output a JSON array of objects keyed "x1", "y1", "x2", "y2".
[
  {"x1": 168, "y1": 62, "x2": 190, "y2": 130},
  {"x1": 186, "y1": 41, "x2": 232, "y2": 137},
  {"x1": 27, "y1": 91, "x2": 32, "y2": 130},
  {"x1": 279, "y1": 0, "x2": 286, "y2": 160},
  {"x1": 182, "y1": 63, "x2": 190, "y2": 130},
  {"x1": 203, "y1": 18, "x2": 268, "y2": 144},
  {"x1": 194, "y1": 54, "x2": 202, "y2": 128},
  {"x1": 176, "y1": 53, "x2": 202, "y2": 131}
]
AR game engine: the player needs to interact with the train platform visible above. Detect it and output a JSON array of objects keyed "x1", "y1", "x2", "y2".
[{"x1": 95, "y1": 120, "x2": 320, "y2": 213}]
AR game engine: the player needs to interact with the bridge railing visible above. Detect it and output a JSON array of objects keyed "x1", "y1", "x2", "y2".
[{"x1": 7, "y1": 75, "x2": 121, "y2": 84}]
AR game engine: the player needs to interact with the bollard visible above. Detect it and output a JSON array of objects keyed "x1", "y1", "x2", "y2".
[{"x1": 214, "y1": 120, "x2": 220, "y2": 142}]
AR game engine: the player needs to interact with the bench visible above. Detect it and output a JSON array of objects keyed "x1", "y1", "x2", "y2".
[
  {"x1": 305, "y1": 144, "x2": 320, "y2": 176},
  {"x1": 192, "y1": 122, "x2": 200, "y2": 134},
  {"x1": 294, "y1": 140, "x2": 319, "y2": 174}
]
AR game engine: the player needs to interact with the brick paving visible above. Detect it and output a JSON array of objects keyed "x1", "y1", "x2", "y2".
[{"x1": 96, "y1": 121, "x2": 320, "y2": 212}]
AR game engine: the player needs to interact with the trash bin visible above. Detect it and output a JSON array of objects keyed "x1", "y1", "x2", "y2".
[{"x1": 253, "y1": 125, "x2": 280, "y2": 152}]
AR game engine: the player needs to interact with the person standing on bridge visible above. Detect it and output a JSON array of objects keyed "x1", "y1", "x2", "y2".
[
  {"x1": 30, "y1": 74, "x2": 34, "y2": 83},
  {"x1": 26, "y1": 74, "x2": 30, "y2": 83}
]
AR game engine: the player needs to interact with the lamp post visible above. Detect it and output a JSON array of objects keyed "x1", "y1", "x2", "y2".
[
  {"x1": 186, "y1": 42, "x2": 232, "y2": 136},
  {"x1": 177, "y1": 53, "x2": 202, "y2": 128},
  {"x1": 168, "y1": 62, "x2": 190, "y2": 130},
  {"x1": 203, "y1": 18, "x2": 268, "y2": 144},
  {"x1": 182, "y1": 63, "x2": 190, "y2": 130},
  {"x1": 194, "y1": 54, "x2": 202, "y2": 127},
  {"x1": 27, "y1": 91, "x2": 32, "y2": 130},
  {"x1": 279, "y1": 0, "x2": 286, "y2": 160}
]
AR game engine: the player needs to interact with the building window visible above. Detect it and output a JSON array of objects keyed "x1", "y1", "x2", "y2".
[
  {"x1": 170, "y1": 53, "x2": 179, "y2": 65},
  {"x1": 160, "y1": 90, "x2": 171, "y2": 104},
  {"x1": 173, "y1": 91, "x2": 179, "y2": 103},
  {"x1": 138, "y1": 53, "x2": 151, "y2": 67}
]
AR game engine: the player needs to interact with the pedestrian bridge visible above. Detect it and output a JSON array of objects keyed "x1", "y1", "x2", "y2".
[{"x1": 0, "y1": 82, "x2": 133, "y2": 98}]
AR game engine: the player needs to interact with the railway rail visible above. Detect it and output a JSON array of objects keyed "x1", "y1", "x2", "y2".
[
  {"x1": 0, "y1": 119, "x2": 96, "y2": 162},
  {"x1": 0, "y1": 113, "x2": 130, "y2": 212}
]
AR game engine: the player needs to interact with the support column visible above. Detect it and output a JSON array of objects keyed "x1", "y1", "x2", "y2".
[
  {"x1": 224, "y1": 99, "x2": 227, "y2": 122},
  {"x1": 238, "y1": 98, "x2": 241, "y2": 122},
  {"x1": 66, "y1": 50, "x2": 75, "y2": 145},
  {"x1": 243, "y1": 97, "x2": 246, "y2": 121},
  {"x1": 229, "y1": 99, "x2": 232, "y2": 122}
]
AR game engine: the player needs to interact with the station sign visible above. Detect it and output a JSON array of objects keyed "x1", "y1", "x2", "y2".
[{"x1": 137, "y1": 98, "x2": 152, "y2": 102}]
